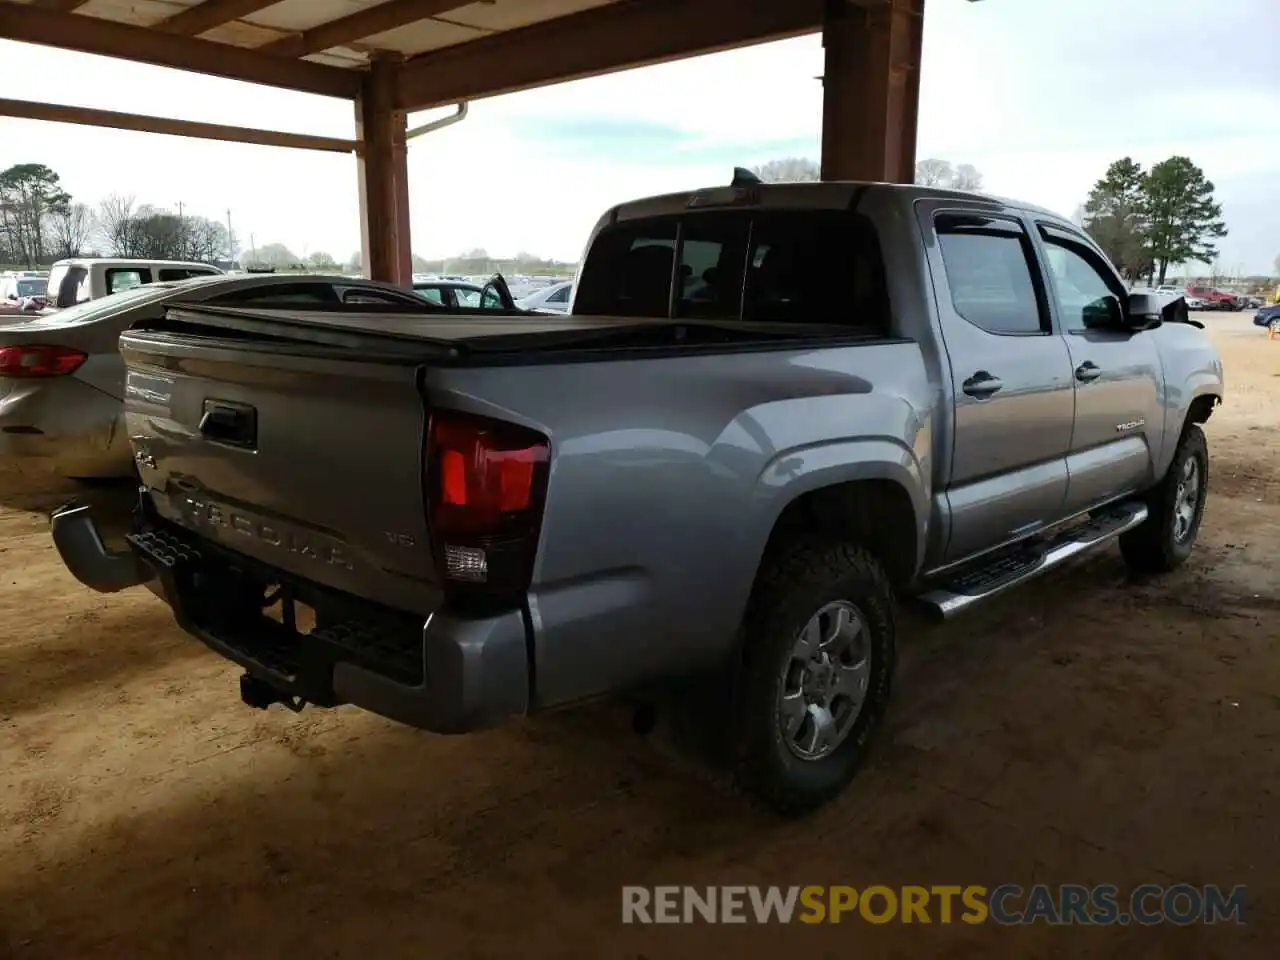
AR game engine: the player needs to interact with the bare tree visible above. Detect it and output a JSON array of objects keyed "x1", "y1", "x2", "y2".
[
  {"x1": 751, "y1": 157, "x2": 820, "y2": 183},
  {"x1": 47, "y1": 202, "x2": 95, "y2": 259},
  {"x1": 951, "y1": 163, "x2": 983, "y2": 191},
  {"x1": 914, "y1": 158, "x2": 954, "y2": 187},
  {"x1": 98, "y1": 193, "x2": 139, "y2": 257}
]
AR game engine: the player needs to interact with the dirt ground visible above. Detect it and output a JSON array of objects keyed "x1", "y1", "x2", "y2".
[{"x1": 1, "y1": 313, "x2": 1277, "y2": 959}]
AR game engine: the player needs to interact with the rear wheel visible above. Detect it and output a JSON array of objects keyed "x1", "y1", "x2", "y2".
[
  {"x1": 1120, "y1": 424, "x2": 1208, "y2": 574},
  {"x1": 731, "y1": 539, "x2": 895, "y2": 817}
]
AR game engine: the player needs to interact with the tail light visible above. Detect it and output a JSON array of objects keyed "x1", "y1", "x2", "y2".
[
  {"x1": 426, "y1": 410, "x2": 550, "y2": 601},
  {"x1": 0, "y1": 345, "x2": 87, "y2": 378}
]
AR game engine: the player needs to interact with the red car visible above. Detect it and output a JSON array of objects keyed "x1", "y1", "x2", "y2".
[{"x1": 1185, "y1": 285, "x2": 1239, "y2": 311}]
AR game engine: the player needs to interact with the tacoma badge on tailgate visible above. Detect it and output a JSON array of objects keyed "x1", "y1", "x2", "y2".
[{"x1": 178, "y1": 495, "x2": 354, "y2": 570}]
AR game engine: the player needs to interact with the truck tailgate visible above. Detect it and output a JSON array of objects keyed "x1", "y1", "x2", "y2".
[{"x1": 120, "y1": 325, "x2": 439, "y2": 616}]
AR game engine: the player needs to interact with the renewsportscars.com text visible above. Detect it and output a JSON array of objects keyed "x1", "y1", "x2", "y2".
[{"x1": 621, "y1": 884, "x2": 1247, "y2": 926}]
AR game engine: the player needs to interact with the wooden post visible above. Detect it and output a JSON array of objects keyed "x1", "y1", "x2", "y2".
[
  {"x1": 820, "y1": 0, "x2": 924, "y2": 183},
  {"x1": 356, "y1": 57, "x2": 412, "y2": 285}
]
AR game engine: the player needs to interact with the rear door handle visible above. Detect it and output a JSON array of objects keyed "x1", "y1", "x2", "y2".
[
  {"x1": 1075, "y1": 361, "x2": 1101, "y2": 382},
  {"x1": 962, "y1": 371, "x2": 1004, "y2": 399}
]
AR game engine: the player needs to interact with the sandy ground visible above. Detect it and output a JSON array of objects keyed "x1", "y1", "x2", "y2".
[{"x1": 1, "y1": 313, "x2": 1277, "y2": 958}]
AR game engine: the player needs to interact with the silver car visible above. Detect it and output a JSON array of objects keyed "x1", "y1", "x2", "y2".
[
  {"x1": 515, "y1": 280, "x2": 573, "y2": 314},
  {"x1": 0, "y1": 273, "x2": 430, "y2": 479}
]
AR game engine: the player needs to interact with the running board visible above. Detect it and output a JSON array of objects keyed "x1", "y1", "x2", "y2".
[{"x1": 917, "y1": 500, "x2": 1149, "y2": 620}]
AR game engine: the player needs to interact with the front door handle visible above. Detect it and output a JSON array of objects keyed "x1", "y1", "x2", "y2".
[
  {"x1": 1075, "y1": 361, "x2": 1101, "y2": 383},
  {"x1": 962, "y1": 371, "x2": 1004, "y2": 399}
]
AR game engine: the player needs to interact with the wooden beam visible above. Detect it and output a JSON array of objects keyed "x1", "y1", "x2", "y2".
[
  {"x1": 820, "y1": 0, "x2": 923, "y2": 183},
  {"x1": 157, "y1": 0, "x2": 285, "y2": 37},
  {"x1": 0, "y1": 97, "x2": 357, "y2": 153},
  {"x1": 261, "y1": 0, "x2": 466, "y2": 59},
  {"x1": 31, "y1": 0, "x2": 90, "y2": 11},
  {"x1": 396, "y1": 0, "x2": 825, "y2": 111},
  {"x1": 0, "y1": 1, "x2": 362, "y2": 100}
]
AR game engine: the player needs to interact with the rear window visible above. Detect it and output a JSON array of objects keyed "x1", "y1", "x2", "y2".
[
  {"x1": 159, "y1": 267, "x2": 217, "y2": 281},
  {"x1": 212, "y1": 282, "x2": 339, "y2": 306},
  {"x1": 574, "y1": 209, "x2": 889, "y2": 331}
]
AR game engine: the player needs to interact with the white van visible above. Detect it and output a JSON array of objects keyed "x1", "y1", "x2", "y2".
[{"x1": 46, "y1": 258, "x2": 223, "y2": 308}]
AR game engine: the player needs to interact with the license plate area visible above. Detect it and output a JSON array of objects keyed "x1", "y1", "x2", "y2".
[{"x1": 130, "y1": 519, "x2": 427, "y2": 691}]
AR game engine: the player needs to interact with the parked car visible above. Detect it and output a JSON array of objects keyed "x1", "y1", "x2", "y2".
[
  {"x1": 51, "y1": 178, "x2": 1222, "y2": 816},
  {"x1": 1185, "y1": 285, "x2": 1239, "y2": 311},
  {"x1": 0, "y1": 275, "x2": 48, "y2": 314},
  {"x1": 0, "y1": 273, "x2": 433, "y2": 479},
  {"x1": 412, "y1": 277, "x2": 515, "y2": 310},
  {"x1": 1253, "y1": 303, "x2": 1280, "y2": 332},
  {"x1": 46, "y1": 257, "x2": 223, "y2": 309},
  {"x1": 515, "y1": 280, "x2": 573, "y2": 314},
  {"x1": 1184, "y1": 295, "x2": 1210, "y2": 310}
]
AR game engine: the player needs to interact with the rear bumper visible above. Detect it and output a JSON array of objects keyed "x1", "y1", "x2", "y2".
[{"x1": 49, "y1": 502, "x2": 529, "y2": 734}]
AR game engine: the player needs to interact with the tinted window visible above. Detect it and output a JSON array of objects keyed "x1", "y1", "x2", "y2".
[
  {"x1": 574, "y1": 219, "x2": 677, "y2": 317},
  {"x1": 455, "y1": 288, "x2": 482, "y2": 308},
  {"x1": 547, "y1": 284, "x2": 571, "y2": 304},
  {"x1": 158, "y1": 268, "x2": 215, "y2": 281},
  {"x1": 482, "y1": 288, "x2": 504, "y2": 309},
  {"x1": 415, "y1": 285, "x2": 446, "y2": 305},
  {"x1": 676, "y1": 215, "x2": 748, "y2": 320},
  {"x1": 1039, "y1": 229, "x2": 1122, "y2": 329},
  {"x1": 213, "y1": 282, "x2": 339, "y2": 306},
  {"x1": 935, "y1": 215, "x2": 1046, "y2": 335},
  {"x1": 342, "y1": 287, "x2": 417, "y2": 306},
  {"x1": 743, "y1": 211, "x2": 889, "y2": 330},
  {"x1": 106, "y1": 268, "x2": 149, "y2": 294}
]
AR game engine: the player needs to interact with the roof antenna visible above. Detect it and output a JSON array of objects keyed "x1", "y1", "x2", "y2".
[{"x1": 732, "y1": 166, "x2": 762, "y2": 187}]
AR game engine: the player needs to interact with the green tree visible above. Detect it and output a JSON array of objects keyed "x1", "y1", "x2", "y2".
[
  {"x1": 1143, "y1": 156, "x2": 1227, "y2": 285},
  {"x1": 0, "y1": 163, "x2": 71, "y2": 265},
  {"x1": 306, "y1": 250, "x2": 338, "y2": 270},
  {"x1": 1083, "y1": 157, "x2": 1149, "y2": 282}
]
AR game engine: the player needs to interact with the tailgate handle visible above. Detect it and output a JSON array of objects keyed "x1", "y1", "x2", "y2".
[{"x1": 199, "y1": 400, "x2": 257, "y2": 449}]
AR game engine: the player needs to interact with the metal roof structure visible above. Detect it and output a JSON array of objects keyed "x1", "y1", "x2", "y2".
[
  {"x1": 1, "y1": 0, "x2": 946, "y2": 284},
  {"x1": 4, "y1": 0, "x2": 830, "y2": 110}
]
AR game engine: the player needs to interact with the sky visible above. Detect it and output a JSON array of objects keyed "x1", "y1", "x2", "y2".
[{"x1": 1, "y1": 0, "x2": 1277, "y2": 273}]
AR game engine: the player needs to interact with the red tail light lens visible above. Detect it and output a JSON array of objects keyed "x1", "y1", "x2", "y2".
[
  {"x1": 0, "y1": 345, "x2": 87, "y2": 378},
  {"x1": 427, "y1": 411, "x2": 550, "y2": 597}
]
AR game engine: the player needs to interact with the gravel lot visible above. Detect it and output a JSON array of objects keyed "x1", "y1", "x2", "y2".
[{"x1": 1, "y1": 312, "x2": 1276, "y2": 958}]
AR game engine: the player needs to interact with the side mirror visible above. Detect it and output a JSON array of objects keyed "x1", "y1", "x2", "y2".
[{"x1": 1124, "y1": 292, "x2": 1164, "y2": 330}]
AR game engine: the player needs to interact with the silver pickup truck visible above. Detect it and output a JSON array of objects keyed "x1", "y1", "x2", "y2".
[{"x1": 51, "y1": 178, "x2": 1223, "y2": 816}]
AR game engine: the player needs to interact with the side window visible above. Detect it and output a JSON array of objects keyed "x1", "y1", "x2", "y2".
[
  {"x1": 212, "y1": 282, "x2": 339, "y2": 306},
  {"x1": 455, "y1": 288, "x2": 481, "y2": 308},
  {"x1": 744, "y1": 211, "x2": 890, "y2": 330},
  {"x1": 342, "y1": 287, "x2": 418, "y2": 306},
  {"x1": 415, "y1": 286, "x2": 445, "y2": 305},
  {"x1": 547, "y1": 285, "x2": 571, "y2": 304},
  {"x1": 481, "y1": 288, "x2": 504, "y2": 309},
  {"x1": 935, "y1": 214, "x2": 1047, "y2": 335},
  {"x1": 106, "y1": 268, "x2": 149, "y2": 294},
  {"x1": 159, "y1": 268, "x2": 214, "y2": 281},
  {"x1": 1037, "y1": 226, "x2": 1123, "y2": 329},
  {"x1": 675, "y1": 215, "x2": 748, "y2": 320},
  {"x1": 573, "y1": 218, "x2": 677, "y2": 317}
]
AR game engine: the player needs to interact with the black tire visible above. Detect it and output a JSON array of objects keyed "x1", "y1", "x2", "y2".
[
  {"x1": 1120, "y1": 423, "x2": 1209, "y2": 574},
  {"x1": 731, "y1": 539, "x2": 896, "y2": 817}
]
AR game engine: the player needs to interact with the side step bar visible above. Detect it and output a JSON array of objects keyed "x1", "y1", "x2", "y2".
[{"x1": 917, "y1": 500, "x2": 1148, "y2": 620}]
